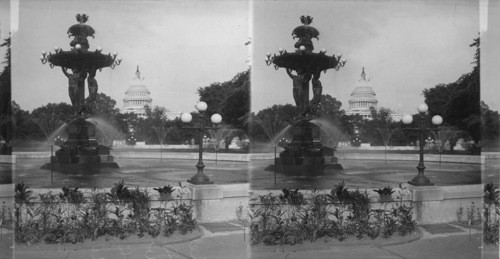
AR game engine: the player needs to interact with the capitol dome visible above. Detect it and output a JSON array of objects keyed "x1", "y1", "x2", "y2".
[
  {"x1": 122, "y1": 66, "x2": 152, "y2": 117},
  {"x1": 346, "y1": 68, "x2": 378, "y2": 119}
]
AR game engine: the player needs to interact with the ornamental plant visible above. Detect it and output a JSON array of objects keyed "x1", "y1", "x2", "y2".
[
  {"x1": 483, "y1": 182, "x2": 499, "y2": 245},
  {"x1": 13, "y1": 180, "x2": 198, "y2": 245},
  {"x1": 249, "y1": 182, "x2": 418, "y2": 246}
]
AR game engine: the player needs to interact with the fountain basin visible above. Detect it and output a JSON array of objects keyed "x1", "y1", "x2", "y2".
[
  {"x1": 40, "y1": 117, "x2": 119, "y2": 173},
  {"x1": 273, "y1": 118, "x2": 342, "y2": 176},
  {"x1": 48, "y1": 50, "x2": 114, "y2": 70}
]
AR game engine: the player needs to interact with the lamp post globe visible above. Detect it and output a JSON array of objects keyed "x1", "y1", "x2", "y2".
[
  {"x1": 432, "y1": 115, "x2": 443, "y2": 126},
  {"x1": 402, "y1": 114, "x2": 413, "y2": 125},
  {"x1": 181, "y1": 113, "x2": 192, "y2": 123},
  {"x1": 195, "y1": 101, "x2": 208, "y2": 112},
  {"x1": 211, "y1": 113, "x2": 222, "y2": 124},
  {"x1": 417, "y1": 103, "x2": 428, "y2": 113}
]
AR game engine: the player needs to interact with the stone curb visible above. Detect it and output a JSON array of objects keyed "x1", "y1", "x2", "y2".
[
  {"x1": 251, "y1": 229, "x2": 424, "y2": 253},
  {"x1": 13, "y1": 228, "x2": 204, "y2": 251},
  {"x1": 376, "y1": 228, "x2": 423, "y2": 247}
]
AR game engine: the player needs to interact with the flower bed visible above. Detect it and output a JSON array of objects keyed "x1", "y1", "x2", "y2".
[
  {"x1": 249, "y1": 182, "x2": 417, "y2": 246},
  {"x1": 12, "y1": 181, "x2": 198, "y2": 245}
]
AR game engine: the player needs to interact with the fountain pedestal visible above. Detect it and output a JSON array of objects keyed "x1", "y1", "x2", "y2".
[
  {"x1": 275, "y1": 119, "x2": 342, "y2": 177},
  {"x1": 41, "y1": 117, "x2": 119, "y2": 173}
]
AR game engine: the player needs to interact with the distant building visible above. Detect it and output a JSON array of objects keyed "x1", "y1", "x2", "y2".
[
  {"x1": 345, "y1": 67, "x2": 405, "y2": 122},
  {"x1": 122, "y1": 66, "x2": 152, "y2": 118},
  {"x1": 346, "y1": 67, "x2": 378, "y2": 119},
  {"x1": 389, "y1": 112, "x2": 405, "y2": 122},
  {"x1": 165, "y1": 111, "x2": 181, "y2": 121}
]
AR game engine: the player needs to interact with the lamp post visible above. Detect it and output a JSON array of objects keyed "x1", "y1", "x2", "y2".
[
  {"x1": 181, "y1": 102, "x2": 222, "y2": 185},
  {"x1": 402, "y1": 103, "x2": 443, "y2": 186}
]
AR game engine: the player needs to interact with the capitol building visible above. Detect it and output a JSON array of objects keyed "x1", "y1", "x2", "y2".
[
  {"x1": 346, "y1": 68, "x2": 378, "y2": 119},
  {"x1": 122, "y1": 66, "x2": 152, "y2": 117},
  {"x1": 346, "y1": 67, "x2": 403, "y2": 121}
]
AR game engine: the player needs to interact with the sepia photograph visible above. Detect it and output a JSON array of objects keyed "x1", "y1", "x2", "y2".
[{"x1": 0, "y1": 0, "x2": 499, "y2": 258}]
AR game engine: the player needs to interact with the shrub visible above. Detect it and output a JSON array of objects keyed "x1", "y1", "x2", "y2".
[
  {"x1": 249, "y1": 183, "x2": 417, "y2": 246},
  {"x1": 483, "y1": 182, "x2": 499, "y2": 245},
  {"x1": 374, "y1": 186, "x2": 395, "y2": 202},
  {"x1": 13, "y1": 180, "x2": 198, "y2": 245}
]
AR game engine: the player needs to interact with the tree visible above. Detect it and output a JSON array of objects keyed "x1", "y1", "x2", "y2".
[
  {"x1": 31, "y1": 102, "x2": 73, "y2": 124},
  {"x1": 315, "y1": 94, "x2": 343, "y2": 119},
  {"x1": 339, "y1": 113, "x2": 364, "y2": 136},
  {"x1": 0, "y1": 36, "x2": 11, "y2": 148},
  {"x1": 91, "y1": 92, "x2": 121, "y2": 118},
  {"x1": 423, "y1": 37, "x2": 481, "y2": 151},
  {"x1": 134, "y1": 105, "x2": 168, "y2": 143},
  {"x1": 481, "y1": 102, "x2": 500, "y2": 143},
  {"x1": 198, "y1": 70, "x2": 250, "y2": 130},
  {"x1": 10, "y1": 101, "x2": 36, "y2": 140},
  {"x1": 246, "y1": 104, "x2": 298, "y2": 142},
  {"x1": 359, "y1": 107, "x2": 401, "y2": 146},
  {"x1": 31, "y1": 105, "x2": 66, "y2": 144},
  {"x1": 432, "y1": 126, "x2": 462, "y2": 153}
]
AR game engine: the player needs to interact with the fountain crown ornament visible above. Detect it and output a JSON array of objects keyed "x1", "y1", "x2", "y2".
[
  {"x1": 292, "y1": 15, "x2": 319, "y2": 52},
  {"x1": 68, "y1": 13, "x2": 95, "y2": 51},
  {"x1": 76, "y1": 13, "x2": 89, "y2": 24},
  {"x1": 300, "y1": 15, "x2": 313, "y2": 25}
]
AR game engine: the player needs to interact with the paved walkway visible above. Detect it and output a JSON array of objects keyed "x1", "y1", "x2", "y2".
[{"x1": 2, "y1": 222, "x2": 498, "y2": 259}]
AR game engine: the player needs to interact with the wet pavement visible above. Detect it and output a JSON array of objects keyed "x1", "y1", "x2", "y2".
[
  {"x1": 11, "y1": 157, "x2": 249, "y2": 188},
  {"x1": 250, "y1": 158, "x2": 482, "y2": 190},
  {"x1": 7, "y1": 154, "x2": 486, "y2": 190}
]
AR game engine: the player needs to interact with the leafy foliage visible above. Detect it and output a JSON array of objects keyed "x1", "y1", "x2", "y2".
[
  {"x1": 245, "y1": 104, "x2": 296, "y2": 143},
  {"x1": 483, "y1": 182, "x2": 499, "y2": 245},
  {"x1": 13, "y1": 181, "x2": 198, "y2": 244},
  {"x1": 250, "y1": 183, "x2": 418, "y2": 246},
  {"x1": 198, "y1": 70, "x2": 250, "y2": 130},
  {"x1": 423, "y1": 37, "x2": 482, "y2": 150},
  {"x1": 279, "y1": 188, "x2": 304, "y2": 205},
  {"x1": 0, "y1": 36, "x2": 11, "y2": 145}
]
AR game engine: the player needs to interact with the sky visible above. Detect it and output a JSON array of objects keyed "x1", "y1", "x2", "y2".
[
  {"x1": 1, "y1": 0, "x2": 499, "y2": 116},
  {"x1": 8, "y1": 0, "x2": 250, "y2": 114},
  {"x1": 252, "y1": 0, "x2": 487, "y2": 114}
]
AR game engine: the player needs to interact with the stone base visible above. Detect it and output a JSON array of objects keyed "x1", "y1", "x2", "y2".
[
  {"x1": 325, "y1": 163, "x2": 344, "y2": 170},
  {"x1": 408, "y1": 185, "x2": 444, "y2": 201},
  {"x1": 275, "y1": 157, "x2": 325, "y2": 176},
  {"x1": 408, "y1": 185, "x2": 482, "y2": 224},
  {"x1": 186, "y1": 183, "x2": 249, "y2": 223},
  {"x1": 265, "y1": 157, "x2": 343, "y2": 173},
  {"x1": 41, "y1": 155, "x2": 119, "y2": 174}
]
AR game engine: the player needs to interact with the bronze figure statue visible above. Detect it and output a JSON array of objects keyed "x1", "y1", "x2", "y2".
[
  {"x1": 286, "y1": 68, "x2": 301, "y2": 107},
  {"x1": 287, "y1": 68, "x2": 313, "y2": 116},
  {"x1": 310, "y1": 70, "x2": 323, "y2": 114},
  {"x1": 86, "y1": 67, "x2": 98, "y2": 113},
  {"x1": 62, "y1": 67, "x2": 87, "y2": 116}
]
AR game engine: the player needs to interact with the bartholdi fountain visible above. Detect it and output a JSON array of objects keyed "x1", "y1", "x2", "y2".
[
  {"x1": 265, "y1": 15, "x2": 346, "y2": 176},
  {"x1": 40, "y1": 14, "x2": 121, "y2": 173}
]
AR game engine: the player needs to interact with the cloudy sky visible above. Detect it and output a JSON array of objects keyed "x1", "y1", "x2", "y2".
[
  {"x1": 1, "y1": 0, "x2": 499, "y2": 116},
  {"x1": 252, "y1": 0, "x2": 491, "y2": 114},
  {"x1": 8, "y1": 0, "x2": 250, "y2": 114}
]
